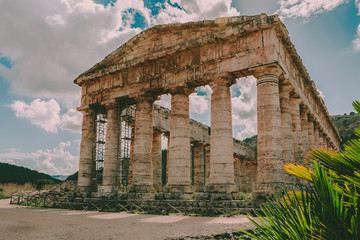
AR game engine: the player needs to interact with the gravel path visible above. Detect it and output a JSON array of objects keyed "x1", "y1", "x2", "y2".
[{"x1": 0, "y1": 199, "x2": 254, "y2": 240}]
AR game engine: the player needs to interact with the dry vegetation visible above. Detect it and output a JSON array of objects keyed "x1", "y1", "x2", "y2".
[
  {"x1": 0, "y1": 181, "x2": 77, "y2": 199},
  {"x1": 0, "y1": 183, "x2": 35, "y2": 198}
]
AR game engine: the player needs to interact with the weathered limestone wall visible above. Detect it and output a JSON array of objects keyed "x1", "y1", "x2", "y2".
[{"x1": 153, "y1": 104, "x2": 256, "y2": 160}]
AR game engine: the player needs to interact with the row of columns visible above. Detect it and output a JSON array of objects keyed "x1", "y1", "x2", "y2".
[
  {"x1": 78, "y1": 75, "x2": 241, "y2": 194},
  {"x1": 78, "y1": 68, "x2": 336, "y2": 196},
  {"x1": 255, "y1": 69, "x2": 336, "y2": 197},
  {"x1": 234, "y1": 157, "x2": 257, "y2": 193}
]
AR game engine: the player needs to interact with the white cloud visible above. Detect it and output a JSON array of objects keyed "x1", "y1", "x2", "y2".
[
  {"x1": 353, "y1": 24, "x2": 360, "y2": 51},
  {"x1": 9, "y1": 98, "x2": 82, "y2": 134},
  {"x1": 46, "y1": 14, "x2": 66, "y2": 26},
  {"x1": 0, "y1": 0, "x2": 150, "y2": 109},
  {"x1": 0, "y1": 142, "x2": 78, "y2": 175},
  {"x1": 189, "y1": 93, "x2": 209, "y2": 115},
  {"x1": 60, "y1": 109, "x2": 82, "y2": 133},
  {"x1": 317, "y1": 88, "x2": 325, "y2": 99},
  {"x1": 155, "y1": 94, "x2": 172, "y2": 109},
  {"x1": 154, "y1": 0, "x2": 239, "y2": 24},
  {"x1": 277, "y1": 0, "x2": 348, "y2": 19},
  {"x1": 9, "y1": 99, "x2": 61, "y2": 133},
  {"x1": 356, "y1": 0, "x2": 360, "y2": 15},
  {"x1": 231, "y1": 76, "x2": 257, "y2": 140}
]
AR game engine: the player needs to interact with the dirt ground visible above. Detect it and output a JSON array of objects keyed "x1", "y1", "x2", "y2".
[{"x1": 0, "y1": 199, "x2": 254, "y2": 240}]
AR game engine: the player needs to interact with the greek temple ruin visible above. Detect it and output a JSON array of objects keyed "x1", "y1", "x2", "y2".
[{"x1": 74, "y1": 14, "x2": 341, "y2": 199}]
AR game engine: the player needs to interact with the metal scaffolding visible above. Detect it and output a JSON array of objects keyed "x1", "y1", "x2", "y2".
[
  {"x1": 94, "y1": 112, "x2": 107, "y2": 184},
  {"x1": 119, "y1": 104, "x2": 136, "y2": 190}
]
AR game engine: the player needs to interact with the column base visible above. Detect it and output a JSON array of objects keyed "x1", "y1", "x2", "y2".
[
  {"x1": 127, "y1": 184, "x2": 155, "y2": 193},
  {"x1": 97, "y1": 185, "x2": 117, "y2": 193},
  {"x1": 77, "y1": 186, "x2": 95, "y2": 195},
  {"x1": 205, "y1": 183, "x2": 235, "y2": 193},
  {"x1": 163, "y1": 184, "x2": 193, "y2": 193},
  {"x1": 252, "y1": 182, "x2": 285, "y2": 201}
]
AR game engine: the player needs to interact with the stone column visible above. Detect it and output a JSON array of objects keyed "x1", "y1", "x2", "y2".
[
  {"x1": 166, "y1": 88, "x2": 193, "y2": 192},
  {"x1": 246, "y1": 161, "x2": 252, "y2": 192},
  {"x1": 207, "y1": 74, "x2": 236, "y2": 193},
  {"x1": 205, "y1": 145, "x2": 210, "y2": 185},
  {"x1": 254, "y1": 69, "x2": 284, "y2": 198},
  {"x1": 290, "y1": 97, "x2": 304, "y2": 166},
  {"x1": 128, "y1": 124, "x2": 135, "y2": 186},
  {"x1": 307, "y1": 115, "x2": 316, "y2": 149},
  {"x1": 78, "y1": 108, "x2": 96, "y2": 193},
  {"x1": 129, "y1": 95, "x2": 156, "y2": 192},
  {"x1": 279, "y1": 82, "x2": 296, "y2": 186},
  {"x1": 314, "y1": 123, "x2": 321, "y2": 148},
  {"x1": 234, "y1": 157, "x2": 240, "y2": 192},
  {"x1": 251, "y1": 163, "x2": 257, "y2": 192},
  {"x1": 240, "y1": 158, "x2": 246, "y2": 192},
  {"x1": 319, "y1": 131, "x2": 325, "y2": 148},
  {"x1": 300, "y1": 105, "x2": 310, "y2": 157},
  {"x1": 193, "y1": 143, "x2": 205, "y2": 192},
  {"x1": 101, "y1": 103, "x2": 120, "y2": 192},
  {"x1": 166, "y1": 133, "x2": 170, "y2": 185},
  {"x1": 323, "y1": 135, "x2": 328, "y2": 149},
  {"x1": 152, "y1": 130, "x2": 162, "y2": 192}
]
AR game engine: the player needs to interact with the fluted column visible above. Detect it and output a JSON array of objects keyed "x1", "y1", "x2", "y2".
[
  {"x1": 129, "y1": 95, "x2": 156, "y2": 192},
  {"x1": 319, "y1": 131, "x2": 325, "y2": 148},
  {"x1": 193, "y1": 143, "x2": 205, "y2": 192},
  {"x1": 166, "y1": 88, "x2": 193, "y2": 192},
  {"x1": 314, "y1": 123, "x2": 321, "y2": 148},
  {"x1": 279, "y1": 82, "x2": 296, "y2": 186},
  {"x1": 300, "y1": 105, "x2": 310, "y2": 157},
  {"x1": 254, "y1": 70, "x2": 284, "y2": 198},
  {"x1": 102, "y1": 103, "x2": 120, "y2": 192},
  {"x1": 234, "y1": 157, "x2": 241, "y2": 192},
  {"x1": 78, "y1": 108, "x2": 96, "y2": 193},
  {"x1": 205, "y1": 145, "x2": 210, "y2": 185},
  {"x1": 240, "y1": 158, "x2": 246, "y2": 192},
  {"x1": 152, "y1": 130, "x2": 162, "y2": 192},
  {"x1": 246, "y1": 161, "x2": 252, "y2": 192},
  {"x1": 290, "y1": 97, "x2": 304, "y2": 166},
  {"x1": 307, "y1": 115, "x2": 316, "y2": 149},
  {"x1": 207, "y1": 74, "x2": 235, "y2": 193},
  {"x1": 251, "y1": 163, "x2": 257, "y2": 192}
]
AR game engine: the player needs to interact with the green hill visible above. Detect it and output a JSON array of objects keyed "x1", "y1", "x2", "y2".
[
  {"x1": 241, "y1": 112, "x2": 360, "y2": 150},
  {"x1": 0, "y1": 162, "x2": 61, "y2": 184},
  {"x1": 331, "y1": 112, "x2": 360, "y2": 148}
]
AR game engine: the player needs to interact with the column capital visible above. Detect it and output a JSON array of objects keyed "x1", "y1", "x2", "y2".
[
  {"x1": 307, "y1": 113, "x2": 315, "y2": 121},
  {"x1": 252, "y1": 64, "x2": 284, "y2": 80},
  {"x1": 300, "y1": 104, "x2": 310, "y2": 115},
  {"x1": 209, "y1": 72, "x2": 236, "y2": 88},
  {"x1": 289, "y1": 96, "x2": 302, "y2": 105},
  {"x1": 169, "y1": 86, "x2": 195, "y2": 96},
  {"x1": 279, "y1": 83, "x2": 293, "y2": 94},
  {"x1": 80, "y1": 107, "x2": 95, "y2": 115},
  {"x1": 135, "y1": 93, "x2": 158, "y2": 103},
  {"x1": 104, "y1": 100, "x2": 119, "y2": 110}
]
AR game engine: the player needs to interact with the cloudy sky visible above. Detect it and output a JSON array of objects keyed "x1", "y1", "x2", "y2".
[{"x1": 0, "y1": 0, "x2": 359, "y2": 176}]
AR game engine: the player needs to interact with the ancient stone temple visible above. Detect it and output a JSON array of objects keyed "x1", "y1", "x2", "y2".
[{"x1": 74, "y1": 14, "x2": 341, "y2": 199}]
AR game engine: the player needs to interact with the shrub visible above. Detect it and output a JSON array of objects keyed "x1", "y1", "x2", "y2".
[{"x1": 239, "y1": 100, "x2": 360, "y2": 240}]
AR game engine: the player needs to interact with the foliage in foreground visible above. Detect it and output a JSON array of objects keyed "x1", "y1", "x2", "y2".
[{"x1": 239, "y1": 101, "x2": 360, "y2": 240}]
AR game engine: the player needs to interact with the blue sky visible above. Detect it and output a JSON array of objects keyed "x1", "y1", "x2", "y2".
[{"x1": 0, "y1": 0, "x2": 359, "y2": 175}]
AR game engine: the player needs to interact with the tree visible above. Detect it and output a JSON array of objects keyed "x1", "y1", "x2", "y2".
[
  {"x1": 239, "y1": 100, "x2": 360, "y2": 240},
  {"x1": 34, "y1": 179, "x2": 54, "y2": 191}
]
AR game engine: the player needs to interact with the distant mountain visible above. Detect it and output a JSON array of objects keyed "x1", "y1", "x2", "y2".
[
  {"x1": 0, "y1": 162, "x2": 61, "y2": 184},
  {"x1": 66, "y1": 171, "x2": 78, "y2": 181},
  {"x1": 239, "y1": 112, "x2": 360, "y2": 151},
  {"x1": 51, "y1": 175, "x2": 69, "y2": 181},
  {"x1": 331, "y1": 112, "x2": 360, "y2": 148}
]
